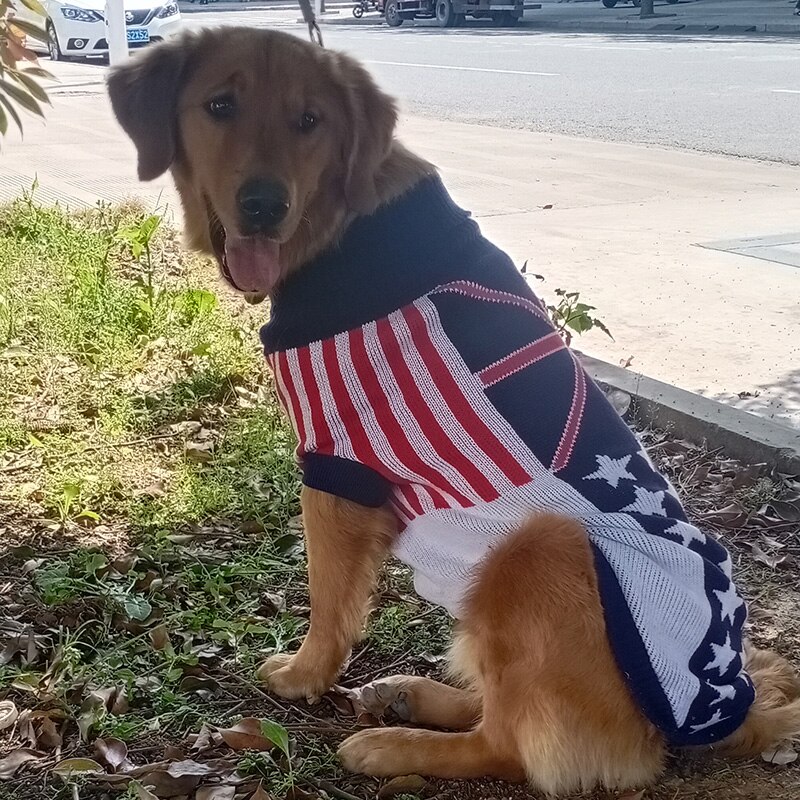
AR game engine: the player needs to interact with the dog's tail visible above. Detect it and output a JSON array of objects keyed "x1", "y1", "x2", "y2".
[{"x1": 721, "y1": 645, "x2": 800, "y2": 757}]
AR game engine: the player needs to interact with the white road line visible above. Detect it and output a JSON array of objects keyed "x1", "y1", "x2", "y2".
[
  {"x1": 364, "y1": 59, "x2": 559, "y2": 76},
  {"x1": 771, "y1": 89, "x2": 800, "y2": 94}
]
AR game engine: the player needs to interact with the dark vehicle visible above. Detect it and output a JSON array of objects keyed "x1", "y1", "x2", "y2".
[
  {"x1": 602, "y1": 0, "x2": 678, "y2": 7},
  {"x1": 384, "y1": 0, "x2": 526, "y2": 28}
]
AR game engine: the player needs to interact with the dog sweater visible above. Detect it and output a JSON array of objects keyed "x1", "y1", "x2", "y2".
[{"x1": 260, "y1": 176, "x2": 754, "y2": 747}]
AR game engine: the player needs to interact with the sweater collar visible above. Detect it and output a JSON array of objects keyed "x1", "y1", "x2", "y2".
[{"x1": 260, "y1": 175, "x2": 480, "y2": 354}]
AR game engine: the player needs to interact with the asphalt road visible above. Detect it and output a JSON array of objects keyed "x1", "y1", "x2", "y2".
[{"x1": 182, "y1": 10, "x2": 799, "y2": 165}]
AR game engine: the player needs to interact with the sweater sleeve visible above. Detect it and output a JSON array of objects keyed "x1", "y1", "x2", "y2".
[{"x1": 302, "y1": 452, "x2": 392, "y2": 508}]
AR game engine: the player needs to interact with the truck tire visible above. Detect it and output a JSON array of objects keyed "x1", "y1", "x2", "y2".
[
  {"x1": 602, "y1": 0, "x2": 617, "y2": 7},
  {"x1": 491, "y1": 10, "x2": 518, "y2": 25},
  {"x1": 385, "y1": 0, "x2": 404, "y2": 25},
  {"x1": 436, "y1": 0, "x2": 456, "y2": 27}
]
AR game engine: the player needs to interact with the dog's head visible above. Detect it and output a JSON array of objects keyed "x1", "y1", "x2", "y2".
[{"x1": 107, "y1": 27, "x2": 397, "y2": 296}]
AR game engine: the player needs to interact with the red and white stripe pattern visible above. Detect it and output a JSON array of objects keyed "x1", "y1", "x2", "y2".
[{"x1": 268, "y1": 282, "x2": 586, "y2": 527}]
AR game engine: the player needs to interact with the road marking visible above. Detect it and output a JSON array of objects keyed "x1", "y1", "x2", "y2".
[
  {"x1": 364, "y1": 59, "x2": 559, "y2": 76},
  {"x1": 772, "y1": 89, "x2": 800, "y2": 94}
]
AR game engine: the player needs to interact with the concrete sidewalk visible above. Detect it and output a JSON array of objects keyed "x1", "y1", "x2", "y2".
[
  {"x1": 523, "y1": 0, "x2": 800, "y2": 35},
  {"x1": 2, "y1": 60, "x2": 798, "y2": 431}
]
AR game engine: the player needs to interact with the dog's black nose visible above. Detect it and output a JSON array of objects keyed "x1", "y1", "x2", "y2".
[{"x1": 237, "y1": 179, "x2": 290, "y2": 232}]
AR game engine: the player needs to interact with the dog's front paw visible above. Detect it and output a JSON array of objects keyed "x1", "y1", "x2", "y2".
[
  {"x1": 256, "y1": 653, "x2": 330, "y2": 702},
  {"x1": 357, "y1": 676, "x2": 414, "y2": 721},
  {"x1": 339, "y1": 729, "x2": 408, "y2": 776}
]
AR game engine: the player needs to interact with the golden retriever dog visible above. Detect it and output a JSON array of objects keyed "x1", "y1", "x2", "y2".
[{"x1": 108, "y1": 28, "x2": 800, "y2": 795}]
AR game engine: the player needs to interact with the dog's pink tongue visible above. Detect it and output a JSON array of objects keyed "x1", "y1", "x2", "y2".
[{"x1": 224, "y1": 236, "x2": 282, "y2": 294}]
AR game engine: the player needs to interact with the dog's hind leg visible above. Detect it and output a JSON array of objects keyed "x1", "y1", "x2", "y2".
[
  {"x1": 720, "y1": 644, "x2": 800, "y2": 757},
  {"x1": 355, "y1": 675, "x2": 480, "y2": 729},
  {"x1": 341, "y1": 514, "x2": 665, "y2": 793},
  {"x1": 258, "y1": 487, "x2": 396, "y2": 701}
]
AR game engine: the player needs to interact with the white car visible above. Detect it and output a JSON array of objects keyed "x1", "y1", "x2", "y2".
[{"x1": 18, "y1": 0, "x2": 182, "y2": 61}]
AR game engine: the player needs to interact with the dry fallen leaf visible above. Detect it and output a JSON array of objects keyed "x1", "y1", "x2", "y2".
[
  {"x1": 751, "y1": 543, "x2": 789, "y2": 570},
  {"x1": 166, "y1": 759, "x2": 214, "y2": 778},
  {"x1": 163, "y1": 745, "x2": 184, "y2": 761},
  {"x1": 51, "y1": 757, "x2": 104, "y2": 779},
  {"x1": 324, "y1": 688, "x2": 356, "y2": 717},
  {"x1": 761, "y1": 499, "x2": 800, "y2": 522},
  {"x1": 617, "y1": 791, "x2": 646, "y2": 800},
  {"x1": 185, "y1": 445, "x2": 214, "y2": 463},
  {"x1": 217, "y1": 718, "x2": 275, "y2": 752},
  {"x1": 249, "y1": 781, "x2": 273, "y2": 800},
  {"x1": 196, "y1": 785, "x2": 236, "y2": 800},
  {"x1": 377, "y1": 774, "x2": 428, "y2": 798},
  {"x1": 150, "y1": 624, "x2": 171, "y2": 651},
  {"x1": 0, "y1": 699, "x2": 18, "y2": 731},
  {"x1": 77, "y1": 692, "x2": 107, "y2": 741},
  {"x1": 286, "y1": 787, "x2": 319, "y2": 800},
  {"x1": 36, "y1": 715, "x2": 62, "y2": 751},
  {"x1": 189, "y1": 723, "x2": 221, "y2": 754},
  {"x1": 0, "y1": 749, "x2": 41, "y2": 780},
  {"x1": 762, "y1": 743, "x2": 798, "y2": 765},
  {"x1": 141, "y1": 770, "x2": 203, "y2": 797},
  {"x1": 94, "y1": 737, "x2": 129, "y2": 771},
  {"x1": 701, "y1": 501, "x2": 749, "y2": 528},
  {"x1": 131, "y1": 781, "x2": 159, "y2": 800}
]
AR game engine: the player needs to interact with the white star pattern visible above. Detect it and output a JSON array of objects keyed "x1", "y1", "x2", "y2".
[
  {"x1": 709, "y1": 683, "x2": 736, "y2": 706},
  {"x1": 706, "y1": 633, "x2": 737, "y2": 676},
  {"x1": 583, "y1": 454, "x2": 636, "y2": 489},
  {"x1": 665, "y1": 522, "x2": 705, "y2": 548},
  {"x1": 714, "y1": 583, "x2": 744, "y2": 625},
  {"x1": 690, "y1": 709, "x2": 730, "y2": 734},
  {"x1": 717, "y1": 552, "x2": 733, "y2": 579},
  {"x1": 621, "y1": 487, "x2": 667, "y2": 516}
]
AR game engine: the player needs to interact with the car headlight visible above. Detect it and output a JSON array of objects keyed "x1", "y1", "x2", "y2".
[
  {"x1": 156, "y1": 2, "x2": 178, "y2": 17},
  {"x1": 60, "y1": 6, "x2": 104, "y2": 21}
]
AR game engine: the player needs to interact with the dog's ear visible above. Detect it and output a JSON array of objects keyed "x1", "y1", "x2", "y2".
[
  {"x1": 334, "y1": 54, "x2": 398, "y2": 214},
  {"x1": 107, "y1": 37, "x2": 192, "y2": 181}
]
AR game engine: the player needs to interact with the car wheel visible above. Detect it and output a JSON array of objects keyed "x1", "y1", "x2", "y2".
[
  {"x1": 353, "y1": 3, "x2": 364, "y2": 16},
  {"x1": 46, "y1": 21, "x2": 66, "y2": 61},
  {"x1": 436, "y1": 0, "x2": 456, "y2": 27},
  {"x1": 384, "y1": 0, "x2": 403, "y2": 25},
  {"x1": 602, "y1": 0, "x2": 617, "y2": 7}
]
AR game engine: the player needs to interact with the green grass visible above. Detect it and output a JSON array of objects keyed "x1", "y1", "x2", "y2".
[
  {"x1": 0, "y1": 191, "x2": 451, "y2": 800},
  {"x1": 0, "y1": 188, "x2": 297, "y2": 532}
]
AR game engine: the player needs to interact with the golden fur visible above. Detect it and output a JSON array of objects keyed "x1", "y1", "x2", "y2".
[{"x1": 108, "y1": 27, "x2": 800, "y2": 795}]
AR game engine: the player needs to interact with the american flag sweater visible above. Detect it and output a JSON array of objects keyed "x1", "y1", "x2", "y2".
[{"x1": 260, "y1": 176, "x2": 754, "y2": 747}]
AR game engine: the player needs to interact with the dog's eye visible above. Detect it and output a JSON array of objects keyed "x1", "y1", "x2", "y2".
[
  {"x1": 206, "y1": 94, "x2": 236, "y2": 121},
  {"x1": 298, "y1": 111, "x2": 318, "y2": 133}
]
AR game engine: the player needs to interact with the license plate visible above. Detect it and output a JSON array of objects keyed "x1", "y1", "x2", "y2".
[{"x1": 127, "y1": 28, "x2": 150, "y2": 43}]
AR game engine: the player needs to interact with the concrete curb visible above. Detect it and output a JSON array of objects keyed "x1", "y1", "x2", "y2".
[{"x1": 581, "y1": 355, "x2": 800, "y2": 476}]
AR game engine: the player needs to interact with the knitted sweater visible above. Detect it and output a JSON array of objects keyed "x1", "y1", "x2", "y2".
[{"x1": 260, "y1": 176, "x2": 754, "y2": 747}]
